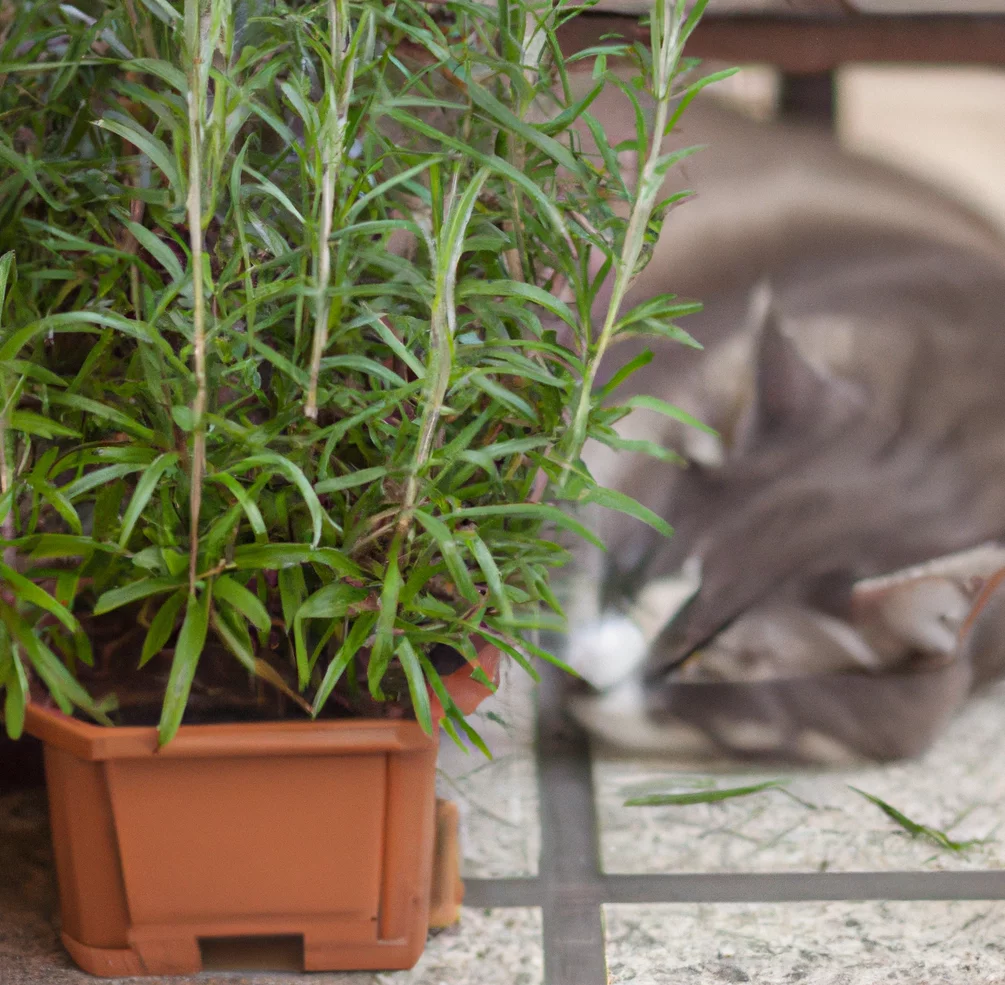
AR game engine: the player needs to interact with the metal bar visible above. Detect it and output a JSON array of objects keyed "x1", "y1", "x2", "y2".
[{"x1": 557, "y1": 15, "x2": 1005, "y2": 71}]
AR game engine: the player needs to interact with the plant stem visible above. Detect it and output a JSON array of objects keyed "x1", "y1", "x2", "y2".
[
  {"x1": 397, "y1": 169, "x2": 491, "y2": 539},
  {"x1": 397, "y1": 254, "x2": 451, "y2": 538},
  {"x1": 562, "y1": 0, "x2": 683, "y2": 477},
  {"x1": 305, "y1": 0, "x2": 354, "y2": 420},
  {"x1": 185, "y1": 0, "x2": 208, "y2": 594},
  {"x1": 0, "y1": 381, "x2": 14, "y2": 586}
]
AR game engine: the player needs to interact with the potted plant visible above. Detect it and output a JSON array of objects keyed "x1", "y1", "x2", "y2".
[{"x1": 0, "y1": 0, "x2": 720, "y2": 974}]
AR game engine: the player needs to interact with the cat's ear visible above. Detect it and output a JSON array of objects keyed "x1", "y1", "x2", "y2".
[{"x1": 733, "y1": 283, "x2": 863, "y2": 452}]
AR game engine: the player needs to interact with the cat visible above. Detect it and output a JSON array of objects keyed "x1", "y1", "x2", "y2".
[{"x1": 558, "y1": 93, "x2": 1005, "y2": 765}]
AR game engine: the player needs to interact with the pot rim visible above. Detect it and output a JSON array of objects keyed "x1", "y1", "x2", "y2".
[{"x1": 23, "y1": 702, "x2": 436, "y2": 762}]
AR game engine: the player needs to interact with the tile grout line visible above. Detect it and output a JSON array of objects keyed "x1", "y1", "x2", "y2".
[
  {"x1": 535, "y1": 664, "x2": 609, "y2": 985},
  {"x1": 464, "y1": 871, "x2": 1005, "y2": 909}
]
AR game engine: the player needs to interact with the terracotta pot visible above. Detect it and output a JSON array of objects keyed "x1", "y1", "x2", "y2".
[
  {"x1": 432, "y1": 639, "x2": 502, "y2": 720},
  {"x1": 24, "y1": 703, "x2": 441, "y2": 977}
]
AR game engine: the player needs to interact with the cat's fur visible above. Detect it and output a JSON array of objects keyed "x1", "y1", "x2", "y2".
[{"x1": 560, "y1": 94, "x2": 1005, "y2": 764}]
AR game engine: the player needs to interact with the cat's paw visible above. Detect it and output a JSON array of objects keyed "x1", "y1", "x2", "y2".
[{"x1": 566, "y1": 614, "x2": 648, "y2": 692}]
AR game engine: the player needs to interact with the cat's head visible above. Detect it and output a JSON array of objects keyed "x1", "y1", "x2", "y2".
[{"x1": 587, "y1": 285, "x2": 873, "y2": 675}]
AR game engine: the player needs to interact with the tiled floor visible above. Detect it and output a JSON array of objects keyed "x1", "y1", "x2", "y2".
[
  {"x1": 604, "y1": 901, "x2": 1005, "y2": 984},
  {"x1": 595, "y1": 685, "x2": 1005, "y2": 876},
  {"x1": 437, "y1": 661, "x2": 540, "y2": 879}
]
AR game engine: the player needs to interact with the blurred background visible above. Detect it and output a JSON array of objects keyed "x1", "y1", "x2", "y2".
[{"x1": 709, "y1": 63, "x2": 1005, "y2": 229}]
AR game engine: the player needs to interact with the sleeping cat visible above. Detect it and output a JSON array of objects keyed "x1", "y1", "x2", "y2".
[{"x1": 559, "y1": 94, "x2": 1005, "y2": 764}]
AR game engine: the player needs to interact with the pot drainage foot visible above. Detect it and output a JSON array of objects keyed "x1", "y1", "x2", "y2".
[
  {"x1": 60, "y1": 933, "x2": 145, "y2": 978},
  {"x1": 429, "y1": 798, "x2": 464, "y2": 929}
]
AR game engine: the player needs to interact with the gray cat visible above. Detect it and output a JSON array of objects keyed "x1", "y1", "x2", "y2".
[{"x1": 560, "y1": 95, "x2": 1005, "y2": 765}]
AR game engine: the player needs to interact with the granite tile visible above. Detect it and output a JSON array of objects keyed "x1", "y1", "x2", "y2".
[
  {"x1": 596, "y1": 685, "x2": 1005, "y2": 874},
  {"x1": 376, "y1": 908, "x2": 542, "y2": 985},
  {"x1": 0, "y1": 903, "x2": 541, "y2": 985},
  {"x1": 436, "y1": 659, "x2": 540, "y2": 878},
  {"x1": 605, "y1": 900, "x2": 1005, "y2": 984}
]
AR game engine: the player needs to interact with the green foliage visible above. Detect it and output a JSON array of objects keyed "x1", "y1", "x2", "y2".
[
  {"x1": 0, "y1": 0, "x2": 721, "y2": 743},
  {"x1": 848, "y1": 788, "x2": 988, "y2": 854}
]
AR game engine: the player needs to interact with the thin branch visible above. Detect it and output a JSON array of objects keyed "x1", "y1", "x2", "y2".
[
  {"x1": 185, "y1": 1, "x2": 208, "y2": 594},
  {"x1": 562, "y1": 0, "x2": 685, "y2": 476},
  {"x1": 306, "y1": 0, "x2": 355, "y2": 420}
]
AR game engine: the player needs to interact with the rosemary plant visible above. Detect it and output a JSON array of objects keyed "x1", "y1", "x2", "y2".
[{"x1": 0, "y1": 0, "x2": 726, "y2": 745}]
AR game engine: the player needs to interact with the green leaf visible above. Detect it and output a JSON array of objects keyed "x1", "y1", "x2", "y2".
[
  {"x1": 2, "y1": 643, "x2": 28, "y2": 740},
  {"x1": 139, "y1": 590, "x2": 186, "y2": 667},
  {"x1": 596, "y1": 349, "x2": 653, "y2": 402},
  {"x1": 24, "y1": 478, "x2": 83, "y2": 535},
  {"x1": 9, "y1": 410, "x2": 80, "y2": 439},
  {"x1": 211, "y1": 604, "x2": 257, "y2": 673},
  {"x1": 614, "y1": 294, "x2": 703, "y2": 340},
  {"x1": 457, "y1": 280, "x2": 578, "y2": 331},
  {"x1": 623, "y1": 394, "x2": 718, "y2": 436},
  {"x1": 118, "y1": 452, "x2": 179, "y2": 549},
  {"x1": 158, "y1": 586, "x2": 212, "y2": 746},
  {"x1": 135, "y1": 0, "x2": 181, "y2": 23},
  {"x1": 47, "y1": 392, "x2": 158, "y2": 443},
  {"x1": 231, "y1": 544, "x2": 313, "y2": 570},
  {"x1": 384, "y1": 109, "x2": 569, "y2": 241},
  {"x1": 2, "y1": 605, "x2": 110, "y2": 723},
  {"x1": 320, "y1": 355, "x2": 407, "y2": 388},
  {"x1": 0, "y1": 561, "x2": 79, "y2": 633},
  {"x1": 171, "y1": 406, "x2": 194, "y2": 432},
  {"x1": 0, "y1": 251, "x2": 16, "y2": 316},
  {"x1": 124, "y1": 57, "x2": 187, "y2": 91},
  {"x1": 93, "y1": 576, "x2": 182, "y2": 615},
  {"x1": 396, "y1": 637, "x2": 433, "y2": 735},
  {"x1": 467, "y1": 534, "x2": 513, "y2": 621},
  {"x1": 24, "y1": 534, "x2": 116, "y2": 560},
  {"x1": 231, "y1": 454, "x2": 325, "y2": 547},
  {"x1": 461, "y1": 68, "x2": 583, "y2": 175},
  {"x1": 206, "y1": 473, "x2": 268, "y2": 539},
  {"x1": 369, "y1": 538, "x2": 403, "y2": 699},
  {"x1": 450, "y1": 503, "x2": 604, "y2": 550},
  {"x1": 366, "y1": 315, "x2": 427, "y2": 381},
  {"x1": 0, "y1": 310, "x2": 163, "y2": 363},
  {"x1": 413, "y1": 510, "x2": 480, "y2": 604},
  {"x1": 848, "y1": 787, "x2": 984, "y2": 853},
  {"x1": 594, "y1": 431, "x2": 685, "y2": 465},
  {"x1": 469, "y1": 374, "x2": 537, "y2": 422},
  {"x1": 582, "y1": 486, "x2": 673, "y2": 538},
  {"x1": 62, "y1": 463, "x2": 149, "y2": 501},
  {"x1": 278, "y1": 566, "x2": 307, "y2": 633},
  {"x1": 0, "y1": 140, "x2": 65, "y2": 212},
  {"x1": 122, "y1": 218, "x2": 186, "y2": 282},
  {"x1": 314, "y1": 467, "x2": 388, "y2": 494},
  {"x1": 292, "y1": 582, "x2": 368, "y2": 688},
  {"x1": 625, "y1": 780, "x2": 787, "y2": 807},
  {"x1": 96, "y1": 113, "x2": 183, "y2": 194},
  {"x1": 312, "y1": 612, "x2": 378, "y2": 717},
  {"x1": 214, "y1": 575, "x2": 272, "y2": 633},
  {"x1": 420, "y1": 651, "x2": 491, "y2": 756}
]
